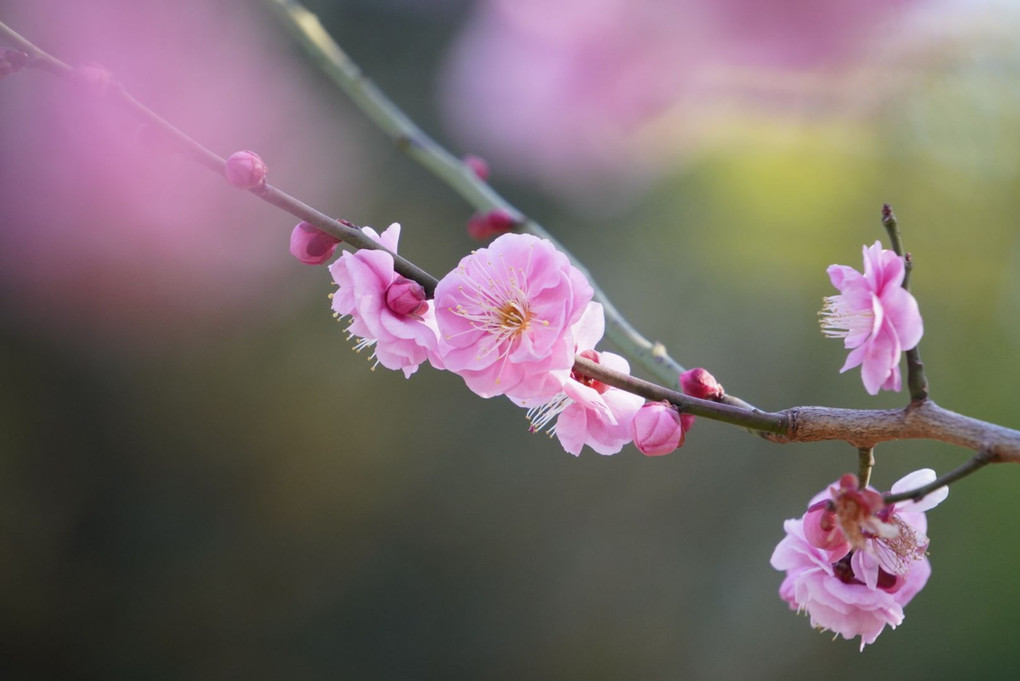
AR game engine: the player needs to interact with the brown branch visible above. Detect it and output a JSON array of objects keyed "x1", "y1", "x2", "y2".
[
  {"x1": 573, "y1": 356, "x2": 1020, "y2": 462},
  {"x1": 8, "y1": 18, "x2": 1020, "y2": 477}
]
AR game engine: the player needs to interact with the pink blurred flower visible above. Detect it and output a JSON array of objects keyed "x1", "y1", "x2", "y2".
[
  {"x1": 631, "y1": 401, "x2": 685, "y2": 456},
  {"x1": 0, "y1": 0, "x2": 365, "y2": 347},
  {"x1": 328, "y1": 223, "x2": 439, "y2": 378},
  {"x1": 519, "y1": 302, "x2": 643, "y2": 455},
  {"x1": 771, "y1": 469, "x2": 946, "y2": 650},
  {"x1": 290, "y1": 221, "x2": 341, "y2": 265},
  {"x1": 441, "y1": 0, "x2": 927, "y2": 196},
  {"x1": 820, "y1": 241, "x2": 924, "y2": 394},
  {"x1": 434, "y1": 233, "x2": 593, "y2": 399},
  {"x1": 0, "y1": 49, "x2": 29, "y2": 79}
]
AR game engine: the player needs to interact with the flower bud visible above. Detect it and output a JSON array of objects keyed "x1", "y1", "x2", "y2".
[
  {"x1": 0, "y1": 49, "x2": 29, "y2": 79},
  {"x1": 680, "y1": 368, "x2": 724, "y2": 400},
  {"x1": 385, "y1": 278, "x2": 428, "y2": 317},
  {"x1": 224, "y1": 150, "x2": 267, "y2": 189},
  {"x1": 290, "y1": 221, "x2": 341, "y2": 265},
  {"x1": 631, "y1": 401, "x2": 685, "y2": 456},
  {"x1": 467, "y1": 209, "x2": 517, "y2": 241},
  {"x1": 462, "y1": 154, "x2": 490, "y2": 181}
]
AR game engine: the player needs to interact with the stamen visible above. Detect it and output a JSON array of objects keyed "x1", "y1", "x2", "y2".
[{"x1": 819, "y1": 295, "x2": 874, "y2": 340}]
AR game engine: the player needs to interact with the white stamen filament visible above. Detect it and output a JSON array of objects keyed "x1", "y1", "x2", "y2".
[{"x1": 819, "y1": 295, "x2": 873, "y2": 340}]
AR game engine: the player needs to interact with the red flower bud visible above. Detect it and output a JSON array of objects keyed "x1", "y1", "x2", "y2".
[
  {"x1": 680, "y1": 368, "x2": 724, "y2": 400},
  {"x1": 385, "y1": 278, "x2": 428, "y2": 317},
  {"x1": 462, "y1": 154, "x2": 490, "y2": 181},
  {"x1": 467, "y1": 209, "x2": 517, "y2": 241},
  {"x1": 224, "y1": 150, "x2": 267, "y2": 189},
  {"x1": 290, "y1": 221, "x2": 341, "y2": 265}
]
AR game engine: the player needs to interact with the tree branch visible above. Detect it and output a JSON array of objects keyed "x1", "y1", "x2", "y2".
[{"x1": 7, "y1": 18, "x2": 1020, "y2": 478}]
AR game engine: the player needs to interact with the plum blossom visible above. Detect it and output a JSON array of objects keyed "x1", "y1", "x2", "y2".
[
  {"x1": 820, "y1": 241, "x2": 923, "y2": 395},
  {"x1": 517, "y1": 303, "x2": 643, "y2": 455},
  {"x1": 434, "y1": 233, "x2": 593, "y2": 400},
  {"x1": 771, "y1": 469, "x2": 947, "y2": 650},
  {"x1": 328, "y1": 223, "x2": 440, "y2": 378}
]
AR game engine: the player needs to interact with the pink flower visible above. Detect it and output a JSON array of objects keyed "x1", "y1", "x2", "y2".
[
  {"x1": 328, "y1": 223, "x2": 440, "y2": 378},
  {"x1": 434, "y1": 233, "x2": 593, "y2": 399},
  {"x1": 290, "y1": 221, "x2": 341, "y2": 265},
  {"x1": 820, "y1": 241, "x2": 923, "y2": 395},
  {"x1": 771, "y1": 469, "x2": 946, "y2": 649},
  {"x1": 631, "y1": 401, "x2": 685, "y2": 456},
  {"x1": 518, "y1": 303, "x2": 643, "y2": 455},
  {"x1": 440, "y1": 0, "x2": 929, "y2": 197}
]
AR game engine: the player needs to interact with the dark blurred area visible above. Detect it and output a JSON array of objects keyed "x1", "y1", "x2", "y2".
[{"x1": 2, "y1": 1, "x2": 1020, "y2": 679}]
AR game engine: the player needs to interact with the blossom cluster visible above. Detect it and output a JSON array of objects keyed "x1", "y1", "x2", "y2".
[
  {"x1": 294, "y1": 218, "x2": 941, "y2": 649},
  {"x1": 771, "y1": 470, "x2": 947, "y2": 649},
  {"x1": 295, "y1": 221, "x2": 702, "y2": 457}
]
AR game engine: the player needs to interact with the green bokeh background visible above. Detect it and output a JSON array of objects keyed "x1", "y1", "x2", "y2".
[{"x1": 2, "y1": 1, "x2": 1019, "y2": 679}]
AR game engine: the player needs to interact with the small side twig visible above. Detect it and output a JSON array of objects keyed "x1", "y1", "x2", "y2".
[
  {"x1": 882, "y1": 204, "x2": 928, "y2": 402},
  {"x1": 883, "y1": 449, "x2": 996, "y2": 505},
  {"x1": 857, "y1": 446, "x2": 875, "y2": 488}
]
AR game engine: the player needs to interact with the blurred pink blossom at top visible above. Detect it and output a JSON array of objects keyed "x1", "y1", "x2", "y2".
[
  {"x1": 0, "y1": 0, "x2": 364, "y2": 349},
  {"x1": 440, "y1": 0, "x2": 927, "y2": 197}
]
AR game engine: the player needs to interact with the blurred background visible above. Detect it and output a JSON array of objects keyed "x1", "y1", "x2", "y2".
[{"x1": 1, "y1": 0, "x2": 1019, "y2": 678}]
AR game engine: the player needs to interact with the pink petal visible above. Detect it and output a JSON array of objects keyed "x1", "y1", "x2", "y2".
[
  {"x1": 880, "y1": 286, "x2": 923, "y2": 351},
  {"x1": 891, "y1": 469, "x2": 948, "y2": 513}
]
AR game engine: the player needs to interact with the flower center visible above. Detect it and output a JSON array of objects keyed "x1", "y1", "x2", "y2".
[
  {"x1": 497, "y1": 300, "x2": 531, "y2": 335},
  {"x1": 819, "y1": 294, "x2": 874, "y2": 340}
]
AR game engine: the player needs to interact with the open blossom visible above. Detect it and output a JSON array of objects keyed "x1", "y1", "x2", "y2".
[
  {"x1": 328, "y1": 223, "x2": 440, "y2": 378},
  {"x1": 771, "y1": 469, "x2": 947, "y2": 649},
  {"x1": 820, "y1": 241, "x2": 923, "y2": 395},
  {"x1": 434, "y1": 233, "x2": 593, "y2": 400},
  {"x1": 518, "y1": 303, "x2": 643, "y2": 455}
]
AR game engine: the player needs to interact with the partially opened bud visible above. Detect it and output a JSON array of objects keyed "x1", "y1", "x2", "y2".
[
  {"x1": 462, "y1": 154, "x2": 490, "y2": 181},
  {"x1": 290, "y1": 221, "x2": 341, "y2": 265},
  {"x1": 225, "y1": 150, "x2": 267, "y2": 189},
  {"x1": 385, "y1": 278, "x2": 428, "y2": 317},
  {"x1": 467, "y1": 209, "x2": 517, "y2": 241},
  {"x1": 680, "y1": 368, "x2": 724, "y2": 400},
  {"x1": 631, "y1": 401, "x2": 685, "y2": 456}
]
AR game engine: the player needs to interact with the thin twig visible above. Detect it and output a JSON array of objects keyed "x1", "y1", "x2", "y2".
[
  {"x1": 258, "y1": 0, "x2": 688, "y2": 388},
  {"x1": 882, "y1": 204, "x2": 928, "y2": 402},
  {"x1": 883, "y1": 449, "x2": 996, "y2": 505},
  {"x1": 0, "y1": 19, "x2": 438, "y2": 295},
  {"x1": 858, "y1": 447, "x2": 875, "y2": 488}
]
